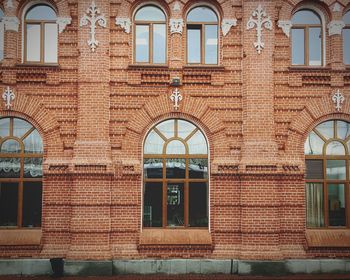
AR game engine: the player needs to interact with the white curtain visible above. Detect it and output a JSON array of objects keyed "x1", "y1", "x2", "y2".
[{"x1": 306, "y1": 183, "x2": 324, "y2": 227}]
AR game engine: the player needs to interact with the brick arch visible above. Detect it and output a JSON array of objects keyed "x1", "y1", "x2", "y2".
[
  {"x1": 183, "y1": 0, "x2": 223, "y2": 20},
  {"x1": 279, "y1": 0, "x2": 332, "y2": 21},
  {"x1": 285, "y1": 95, "x2": 350, "y2": 159},
  {"x1": 16, "y1": 0, "x2": 70, "y2": 18},
  {"x1": 130, "y1": 0, "x2": 171, "y2": 19}
]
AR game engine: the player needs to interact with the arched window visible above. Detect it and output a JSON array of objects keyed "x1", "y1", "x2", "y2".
[
  {"x1": 186, "y1": 6, "x2": 218, "y2": 65},
  {"x1": 0, "y1": 117, "x2": 43, "y2": 228},
  {"x1": 291, "y1": 9, "x2": 323, "y2": 66},
  {"x1": 0, "y1": 8, "x2": 4, "y2": 61},
  {"x1": 305, "y1": 120, "x2": 350, "y2": 228},
  {"x1": 24, "y1": 4, "x2": 58, "y2": 64},
  {"x1": 134, "y1": 5, "x2": 166, "y2": 64},
  {"x1": 143, "y1": 119, "x2": 208, "y2": 228},
  {"x1": 343, "y1": 10, "x2": 350, "y2": 65}
]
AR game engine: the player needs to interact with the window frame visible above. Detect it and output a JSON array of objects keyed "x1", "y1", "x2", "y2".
[
  {"x1": 0, "y1": 117, "x2": 43, "y2": 228},
  {"x1": 305, "y1": 120, "x2": 350, "y2": 228},
  {"x1": 343, "y1": 10, "x2": 350, "y2": 65},
  {"x1": 0, "y1": 7, "x2": 4, "y2": 62},
  {"x1": 23, "y1": 3, "x2": 58, "y2": 65},
  {"x1": 133, "y1": 4, "x2": 167, "y2": 65}
]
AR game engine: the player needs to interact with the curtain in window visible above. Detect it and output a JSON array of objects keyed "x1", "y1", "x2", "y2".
[{"x1": 306, "y1": 183, "x2": 324, "y2": 227}]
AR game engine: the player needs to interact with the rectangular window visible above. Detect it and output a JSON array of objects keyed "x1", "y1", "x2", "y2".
[
  {"x1": 0, "y1": 182, "x2": 18, "y2": 227},
  {"x1": 26, "y1": 24, "x2": 41, "y2": 62},
  {"x1": 309, "y1": 27, "x2": 322, "y2": 66},
  {"x1": 152, "y1": 24, "x2": 166, "y2": 64},
  {"x1": 205, "y1": 25, "x2": 218, "y2": 64},
  {"x1": 143, "y1": 182, "x2": 162, "y2": 227},
  {"x1": 189, "y1": 182, "x2": 208, "y2": 227},
  {"x1": 306, "y1": 183, "x2": 324, "y2": 227},
  {"x1": 44, "y1": 23, "x2": 58, "y2": 63},
  {"x1": 328, "y1": 184, "x2": 346, "y2": 226},
  {"x1": 343, "y1": 28, "x2": 350, "y2": 65},
  {"x1": 326, "y1": 160, "x2": 346, "y2": 180},
  {"x1": 187, "y1": 26, "x2": 201, "y2": 63},
  {"x1": 291, "y1": 28, "x2": 305, "y2": 65},
  {"x1": 0, "y1": 21, "x2": 4, "y2": 61},
  {"x1": 135, "y1": 25, "x2": 149, "y2": 63},
  {"x1": 167, "y1": 183, "x2": 184, "y2": 226},
  {"x1": 22, "y1": 182, "x2": 42, "y2": 227}
]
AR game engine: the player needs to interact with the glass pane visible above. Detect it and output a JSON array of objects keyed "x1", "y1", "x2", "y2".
[
  {"x1": 143, "y1": 182, "x2": 163, "y2": 227},
  {"x1": 309, "y1": 27, "x2": 322, "y2": 66},
  {"x1": 156, "y1": 119, "x2": 174, "y2": 139},
  {"x1": 24, "y1": 158, "x2": 43, "y2": 178},
  {"x1": 205, "y1": 25, "x2": 218, "y2": 64},
  {"x1": 326, "y1": 160, "x2": 346, "y2": 180},
  {"x1": 0, "y1": 158, "x2": 20, "y2": 178},
  {"x1": 26, "y1": 24, "x2": 41, "y2": 62},
  {"x1": 315, "y1": 121, "x2": 334, "y2": 140},
  {"x1": 0, "y1": 22, "x2": 4, "y2": 61},
  {"x1": 153, "y1": 24, "x2": 166, "y2": 63},
  {"x1": 178, "y1": 120, "x2": 196, "y2": 139},
  {"x1": 0, "y1": 9, "x2": 3, "y2": 18},
  {"x1": 22, "y1": 182, "x2": 42, "y2": 228},
  {"x1": 343, "y1": 11, "x2": 350, "y2": 24},
  {"x1": 189, "y1": 182, "x2": 208, "y2": 227},
  {"x1": 187, "y1": 27, "x2": 201, "y2": 63},
  {"x1": 44, "y1": 23, "x2": 58, "y2": 63},
  {"x1": 0, "y1": 182, "x2": 18, "y2": 227},
  {"x1": 1, "y1": 140, "x2": 21, "y2": 153},
  {"x1": 306, "y1": 183, "x2": 324, "y2": 227},
  {"x1": 189, "y1": 158, "x2": 208, "y2": 179},
  {"x1": 23, "y1": 129, "x2": 43, "y2": 154},
  {"x1": 167, "y1": 183, "x2": 184, "y2": 226},
  {"x1": 291, "y1": 29, "x2": 305, "y2": 65},
  {"x1": 144, "y1": 158, "x2": 163, "y2": 179},
  {"x1": 343, "y1": 29, "x2": 350, "y2": 65},
  {"x1": 304, "y1": 132, "x2": 323, "y2": 155},
  {"x1": 144, "y1": 130, "x2": 164, "y2": 154},
  {"x1": 26, "y1": 5, "x2": 56, "y2": 20},
  {"x1": 292, "y1": 10, "x2": 321, "y2": 24},
  {"x1": 135, "y1": 6, "x2": 165, "y2": 21},
  {"x1": 328, "y1": 184, "x2": 346, "y2": 227},
  {"x1": 166, "y1": 158, "x2": 185, "y2": 178},
  {"x1": 337, "y1": 120, "x2": 350, "y2": 140},
  {"x1": 187, "y1": 7, "x2": 217, "y2": 22},
  {"x1": 306, "y1": 160, "x2": 323, "y2": 179},
  {"x1": 187, "y1": 130, "x2": 208, "y2": 154},
  {"x1": 326, "y1": 141, "x2": 345, "y2": 155},
  {"x1": 166, "y1": 140, "x2": 186, "y2": 154},
  {"x1": 0, "y1": 118, "x2": 10, "y2": 138},
  {"x1": 13, "y1": 118, "x2": 32, "y2": 139},
  {"x1": 135, "y1": 25, "x2": 149, "y2": 63}
]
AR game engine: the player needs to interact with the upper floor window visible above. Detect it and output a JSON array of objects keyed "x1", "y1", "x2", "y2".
[
  {"x1": 187, "y1": 6, "x2": 218, "y2": 65},
  {"x1": 0, "y1": 8, "x2": 4, "y2": 61},
  {"x1": 134, "y1": 5, "x2": 166, "y2": 64},
  {"x1": 291, "y1": 9, "x2": 323, "y2": 66},
  {"x1": 24, "y1": 4, "x2": 58, "y2": 64},
  {"x1": 305, "y1": 120, "x2": 350, "y2": 228},
  {"x1": 0, "y1": 117, "x2": 43, "y2": 228},
  {"x1": 343, "y1": 10, "x2": 350, "y2": 65},
  {"x1": 143, "y1": 119, "x2": 208, "y2": 228}
]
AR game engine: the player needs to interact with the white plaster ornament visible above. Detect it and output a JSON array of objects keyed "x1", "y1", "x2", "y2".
[
  {"x1": 5, "y1": 0, "x2": 14, "y2": 9},
  {"x1": 2, "y1": 86, "x2": 15, "y2": 110},
  {"x1": 328, "y1": 20, "x2": 345, "y2": 36},
  {"x1": 332, "y1": 89, "x2": 345, "y2": 112},
  {"x1": 333, "y1": 2, "x2": 342, "y2": 12},
  {"x1": 170, "y1": 19, "x2": 184, "y2": 34},
  {"x1": 56, "y1": 17, "x2": 72, "y2": 33},
  {"x1": 80, "y1": 1, "x2": 107, "y2": 52},
  {"x1": 221, "y1": 18, "x2": 237, "y2": 36},
  {"x1": 170, "y1": 88, "x2": 182, "y2": 110},
  {"x1": 277, "y1": 20, "x2": 292, "y2": 37},
  {"x1": 3, "y1": 17, "x2": 20, "y2": 32},
  {"x1": 246, "y1": 5, "x2": 272, "y2": 54},
  {"x1": 116, "y1": 17, "x2": 131, "y2": 33},
  {"x1": 173, "y1": 2, "x2": 181, "y2": 12}
]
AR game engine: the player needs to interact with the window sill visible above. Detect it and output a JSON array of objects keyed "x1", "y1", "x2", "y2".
[
  {"x1": 288, "y1": 65, "x2": 331, "y2": 71},
  {"x1": 140, "y1": 228, "x2": 212, "y2": 245},
  {"x1": 16, "y1": 63, "x2": 60, "y2": 68},
  {"x1": 0, "y1": 228, "x2": 42, "y2": 246},
  {"x1": 306, "y1": 229, "x2": 350, "y2": 248},
  {"x1": 128, "y1": 64, "x2": 169, "y2": 70},
  {"x1": 183, "y1": 65, "x2": 225, "y2": 71}
]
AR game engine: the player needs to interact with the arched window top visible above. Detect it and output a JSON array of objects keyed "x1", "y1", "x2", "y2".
[
  {"x1": 135, "y1": 5, "x2": 166, "y2": 21},
  {"x1": 292, "y1": 9, "x2": 321, "y2": 25},
  {"x1": 344, "y1": 10, "x2": 350, "y2": 24},
  {"x1": 187, "y1": 6, "x2": 218, "y2": 22},
  {"x1": 144, "y1": 119, "x2": 208, "y2": 155},
  {"x1": 25, "y1": 4, "x2": 57, "y2": 21}
]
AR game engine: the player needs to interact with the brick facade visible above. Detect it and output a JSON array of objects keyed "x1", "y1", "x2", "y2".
[{"x1": 0, "y1": 0, "x2": 350, "y2": 261}]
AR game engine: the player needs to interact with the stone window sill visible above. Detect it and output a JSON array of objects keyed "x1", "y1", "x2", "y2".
[
  {"x1": 139, "y1": 229, "x2": 212, "y2": 245},
  {"x1": 0, "y1": 229, "x2": 42, "y2": 246},
  {"x1": 306, "y1": 229, "x2": 350, "y2": 248}
]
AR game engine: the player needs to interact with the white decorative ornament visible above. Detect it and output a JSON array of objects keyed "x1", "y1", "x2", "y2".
[
  {"x1": 173, "y1": 1, "x2": 181, "y2": 12},
  {"x1": 56, "y1": 17, "x2": 72, "y2": 33},
  {"x1": 332, "y1": 89, "x2": 345, "y2": 112},
  {"x1": 80, "y1": 1, "x2": 107, "y2": 52},
  {"x1": 3, "y1": 17, "x2": 20, "y2": 32},
  {"x1": 221, "y1": 18, "x2": 237, "y2": 36},
  {"x1": 5, "y1": 0, "x2": 14, "y2": 8},
  {"x1": 277, "y1": 20, "x2": 292, "y2": 37},
  {"x1": 170, "y1": 88, "x2": 182, "y2": 110},
  {"x1": 115, "y1": 17, "x2": 131, "y2": 33},
  {"x1": 2, "y1": 86, "x2": 15, "y2": 110},
  {"x1": 333, "y1": 2, "x2": 342, "y2": 12},
  {"x1": 246, "y1": 4, "x2": 272, "y2": 54},
  {"x1": 328, "y1": 20, "x2": 345, "y2": 36},
  {"x1": 170, "y1": 19, "x2": 184, "y2": 34}
]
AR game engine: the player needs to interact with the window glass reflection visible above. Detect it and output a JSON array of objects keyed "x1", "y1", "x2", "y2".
[
  {"x1": 328, "y1": 184, "x2": 346, "y2": 227},
  {"x1": 153, "y1": 24, "x2": 166, "y2": 63},
  {"x1": 309, "y1": 27, "x2": 322, "y2": 66},
  {"x1": 143, "y1": 183, "x2": 162, "y2": 227},
  {"x1": 0, "y1": 183, "x2": 18, "y2": 227},
  {"x1": 326, "y1": 141, "x2": 345, "y2": 155},
  {"x1": 136, "y1": 25, "x2": 149, "y2": 63},
  {"x1": 304, "y1": 131, "x2": 324, "y2": 155},
  {"x1": 26, "y1": 24, "x2": 41, "y2": 62},
  {"x1": 189, "y1": 182, "x2": 208, "y2": 227},
  {"x1": 22, "y1": 182, "x2": 42, "y2": 227},
  {"x1": 292, "y1": 29, "x2": 304, "y2": 65},
  {"x1": 187, "y1": 7, "x2": 217, "y2": 22},
  {"x1": 0, "y1": 9, "x2": 4, "y2": 61},
  {"x1": 343, "y1": 29, "x2": 350, "y2": 65},
  {"x1": 326, "y1": 160, "x2": 346, "y2": 180},
  {"x1": 44, "y1": 23, "x2": 58, "y2": 63},
  {"x1": 292, "y1": 10, "x2": 321, "y2": 24},
  {"x1": 187, "y1": 27, "x2": 201, "y2": 63},
  {"x1": 135, "y1": 6, "x2": 165, "y2": 21},
  {"x1": 144, "y1": 130, "x2": 164, "y2": 154},
  {"x1": 26, "y1": 5, "x2": 56, "y2": 20},
  {"x1": 315, "y1": 121, "x2": 334, "y2": 139},
  {"x1": 205, "y1": 25, "x2": 218, "y2": 64},
  {"x1": 187, "y1": 131, "x2": 208, "y2": 154}
]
